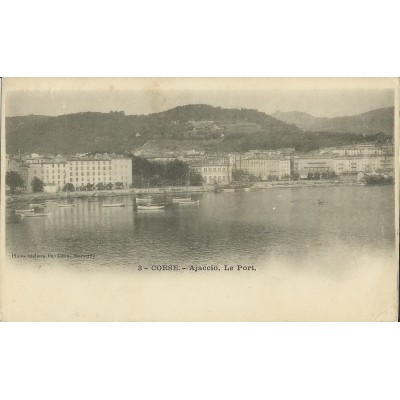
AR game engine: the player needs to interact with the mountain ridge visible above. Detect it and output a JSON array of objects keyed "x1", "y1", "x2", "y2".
[
  {"x1": 271, "y1": 107, "x2": 394, "y2": 136},
  {"x1": 6, "y1": 104, "x2": 390, "y2": 154}
]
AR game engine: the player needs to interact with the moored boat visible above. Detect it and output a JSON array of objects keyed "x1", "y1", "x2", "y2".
[
  {"x1": 15, "y1": 209, "x2": 35, "y2": 214},
  {"x1": 30, "y1": 203, "x2": 46, "y2": 207},
  {"x1": 222, "y1": 188, "x2": 235, "y2": 192},
  {"x1": 21, "y1": 212, "x2": 51, "y2": 217},
  {"x1": 58, "y1": 203, "x2": 76, "y2": 207},
  {"x1": 102, "y1": 203, "x2": 125, "y2": 207}
]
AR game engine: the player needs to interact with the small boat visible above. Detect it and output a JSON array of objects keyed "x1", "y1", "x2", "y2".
[
  {"x1": 58, "y1": 203, "x2": 76, "y2": 207},
  {"x1": 178, "y1": 199, "x2": 200, "y2": 206},
  {"x1": 172, "y1": 197, "x2": 191, "y2": 203},
  {"x1": 102, "y1": 203, "x2": 125, "y2": 207},
  {"x1": 222, "y1": 188, "x2": 235, "y2": 192},
  {"x1": 21, "y1": 212, "x2": 51, "y2": 217},
  {"x1": 137, "y1": 205, "x2": 165, "y2": 210},
  {"x1": 137, "y1": 183, "x2": 163, "y2": 210},
  {"x1": 176, "y1": 173, "x2": 196, "y2": 204},
  {"x1": 45, "y1": 199, "x2": 57, "y2": 203},
  {"x1": 30, "y1": 203, "x2": 46, "y2": 207}
]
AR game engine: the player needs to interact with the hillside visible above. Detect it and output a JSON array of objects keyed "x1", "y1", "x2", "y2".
[
  {"x1": 271, "y1": 107, "x2": 394, "y2": 136},
  {"x1": 5, "y1": 104, "x2": 389, "y2": 154}
]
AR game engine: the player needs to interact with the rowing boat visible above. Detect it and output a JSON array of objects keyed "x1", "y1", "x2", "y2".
[{"x1": 21, "y1": 212, "x2": 51, "y2": 217}]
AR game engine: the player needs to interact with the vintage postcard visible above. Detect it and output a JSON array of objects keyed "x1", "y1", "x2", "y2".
[{"x1": 0, "y1": 77, "x2": 398, "y2": 321}]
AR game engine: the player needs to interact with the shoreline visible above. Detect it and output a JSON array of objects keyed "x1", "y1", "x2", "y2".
[{"x1": 5, "y1": 180, "x2": 381, "y2": 202}]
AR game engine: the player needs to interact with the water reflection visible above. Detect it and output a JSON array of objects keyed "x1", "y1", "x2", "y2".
[{"x1": 6, "y1": 186, "x2": 395, "y2": 270}]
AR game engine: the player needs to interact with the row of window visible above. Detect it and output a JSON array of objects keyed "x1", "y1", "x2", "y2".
[
  {"x1": 206, "y1": 176, "x2": 226, "y2": 182},
  {"x1": 203, "y1": 167, "x2": 226, "y2": 172}
]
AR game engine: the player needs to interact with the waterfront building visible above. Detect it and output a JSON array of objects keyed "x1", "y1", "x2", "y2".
[
  {"x1": 293, "y1": 156, "x2": 335, "y2": 178},
  {"x1": 190, "y1": 157, "x2": 232, "y2": 184},
  {"x1": 66, "y1": 155, "x2": 132, "y2": 189},
  {"x1": 6, "y1": 153, "x2": 132, "y2": 192},
  {"x1": 333, "y1": 155, "x2": 394, "y2": 175},
  {"x1": 238, "y1": 156, "x2": 291, "y2": 180}
]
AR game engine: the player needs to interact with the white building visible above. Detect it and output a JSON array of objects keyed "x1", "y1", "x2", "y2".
[
  {"x1": 239, "y1": 157, "x2": 291, "y2": 179},
  {"x1": 190, "y1": 158, "x2": 232, "y2": 184},
  {"x1": 8, "y1": 154, "x2": 133, "y2": 192},
  {"x1": 333, "y1": 155, "x2": 393, "y2": 175},
  {"x1": 66, "y1": 155, "x2": 132, "y2": 189}
]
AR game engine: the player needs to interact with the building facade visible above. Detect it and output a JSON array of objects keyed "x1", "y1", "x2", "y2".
[
  {"x1": 333, "y1": 155, "x2": 393, "y2": 175},
  {"x1": 293, "y1": 156, "x2": 335, "y2": 178},
  {"x1": 7, "y1": 154, "x2": 132, "y2": 192},
  {"x1": 320, "y1": 142, "x2": 394, "y2": 157},
  {"x1": 190, "y1": 158, "x2": 232, "y2": 184},
  {"x1": 66, "y1": 155, "x2": 132, "y2": 189},
  {"x1": 238, "y1": 157, "x2": 291, "y2": 179}
]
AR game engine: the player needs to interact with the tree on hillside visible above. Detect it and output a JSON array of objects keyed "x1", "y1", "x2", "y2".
[
  {"x1": 6, "y1": 171, "x2": 25, "y2": 193},
  {"x1": 31, "y1": 176, "x2": 44, "y2": 193}
]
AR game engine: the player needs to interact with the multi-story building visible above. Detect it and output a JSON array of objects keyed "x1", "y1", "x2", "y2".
[
  {"x1": 333, "y1": 155, "x2": 394, "y2": 175},
  {"x1": 66, "y1": 155, "x2": 132, "y2": 189},
  {"x1": 238, "y1": 157, "x2": 291, "y2": 180},
  {"x1": 39, "y1": 161, "x2": 69, "y2": 190},
  {"x1": 320, "y1": 142, "x2": 394, "y2": 157},
  {"x1": 293, "y1": 156, "x2": 335, "y2": 178},
  {"x1": 110, "y1": 156, "x2": 133, "y2": 186},
  {"x1": 190, "y1": 158, "x2": 232, "y2": 184},
  {"x1": 7, "y1": 153, "x2": 132, "y2": 192}
]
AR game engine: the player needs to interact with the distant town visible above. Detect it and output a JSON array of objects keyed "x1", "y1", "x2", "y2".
[{"x1": 5, "y1": 140, "x2": 394, "y2": 194}]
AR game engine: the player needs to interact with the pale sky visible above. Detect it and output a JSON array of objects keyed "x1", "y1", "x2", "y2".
[{"x1": 5, "y1": 84, "x2": 394, "y2": 118}]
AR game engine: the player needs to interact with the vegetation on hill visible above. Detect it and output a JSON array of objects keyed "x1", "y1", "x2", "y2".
[{"x1": 6, "y1": 104, "x2": 392, "y2": 154}]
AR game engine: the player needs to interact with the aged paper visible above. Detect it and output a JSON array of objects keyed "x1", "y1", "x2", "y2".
[{"x1": 1, "y1": 77, "x2": 398, "y2": 321}]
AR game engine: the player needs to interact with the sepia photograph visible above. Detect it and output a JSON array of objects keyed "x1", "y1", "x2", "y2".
[{"x1": 1, "y1": 77, "x2": 398, "y2": 321}]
